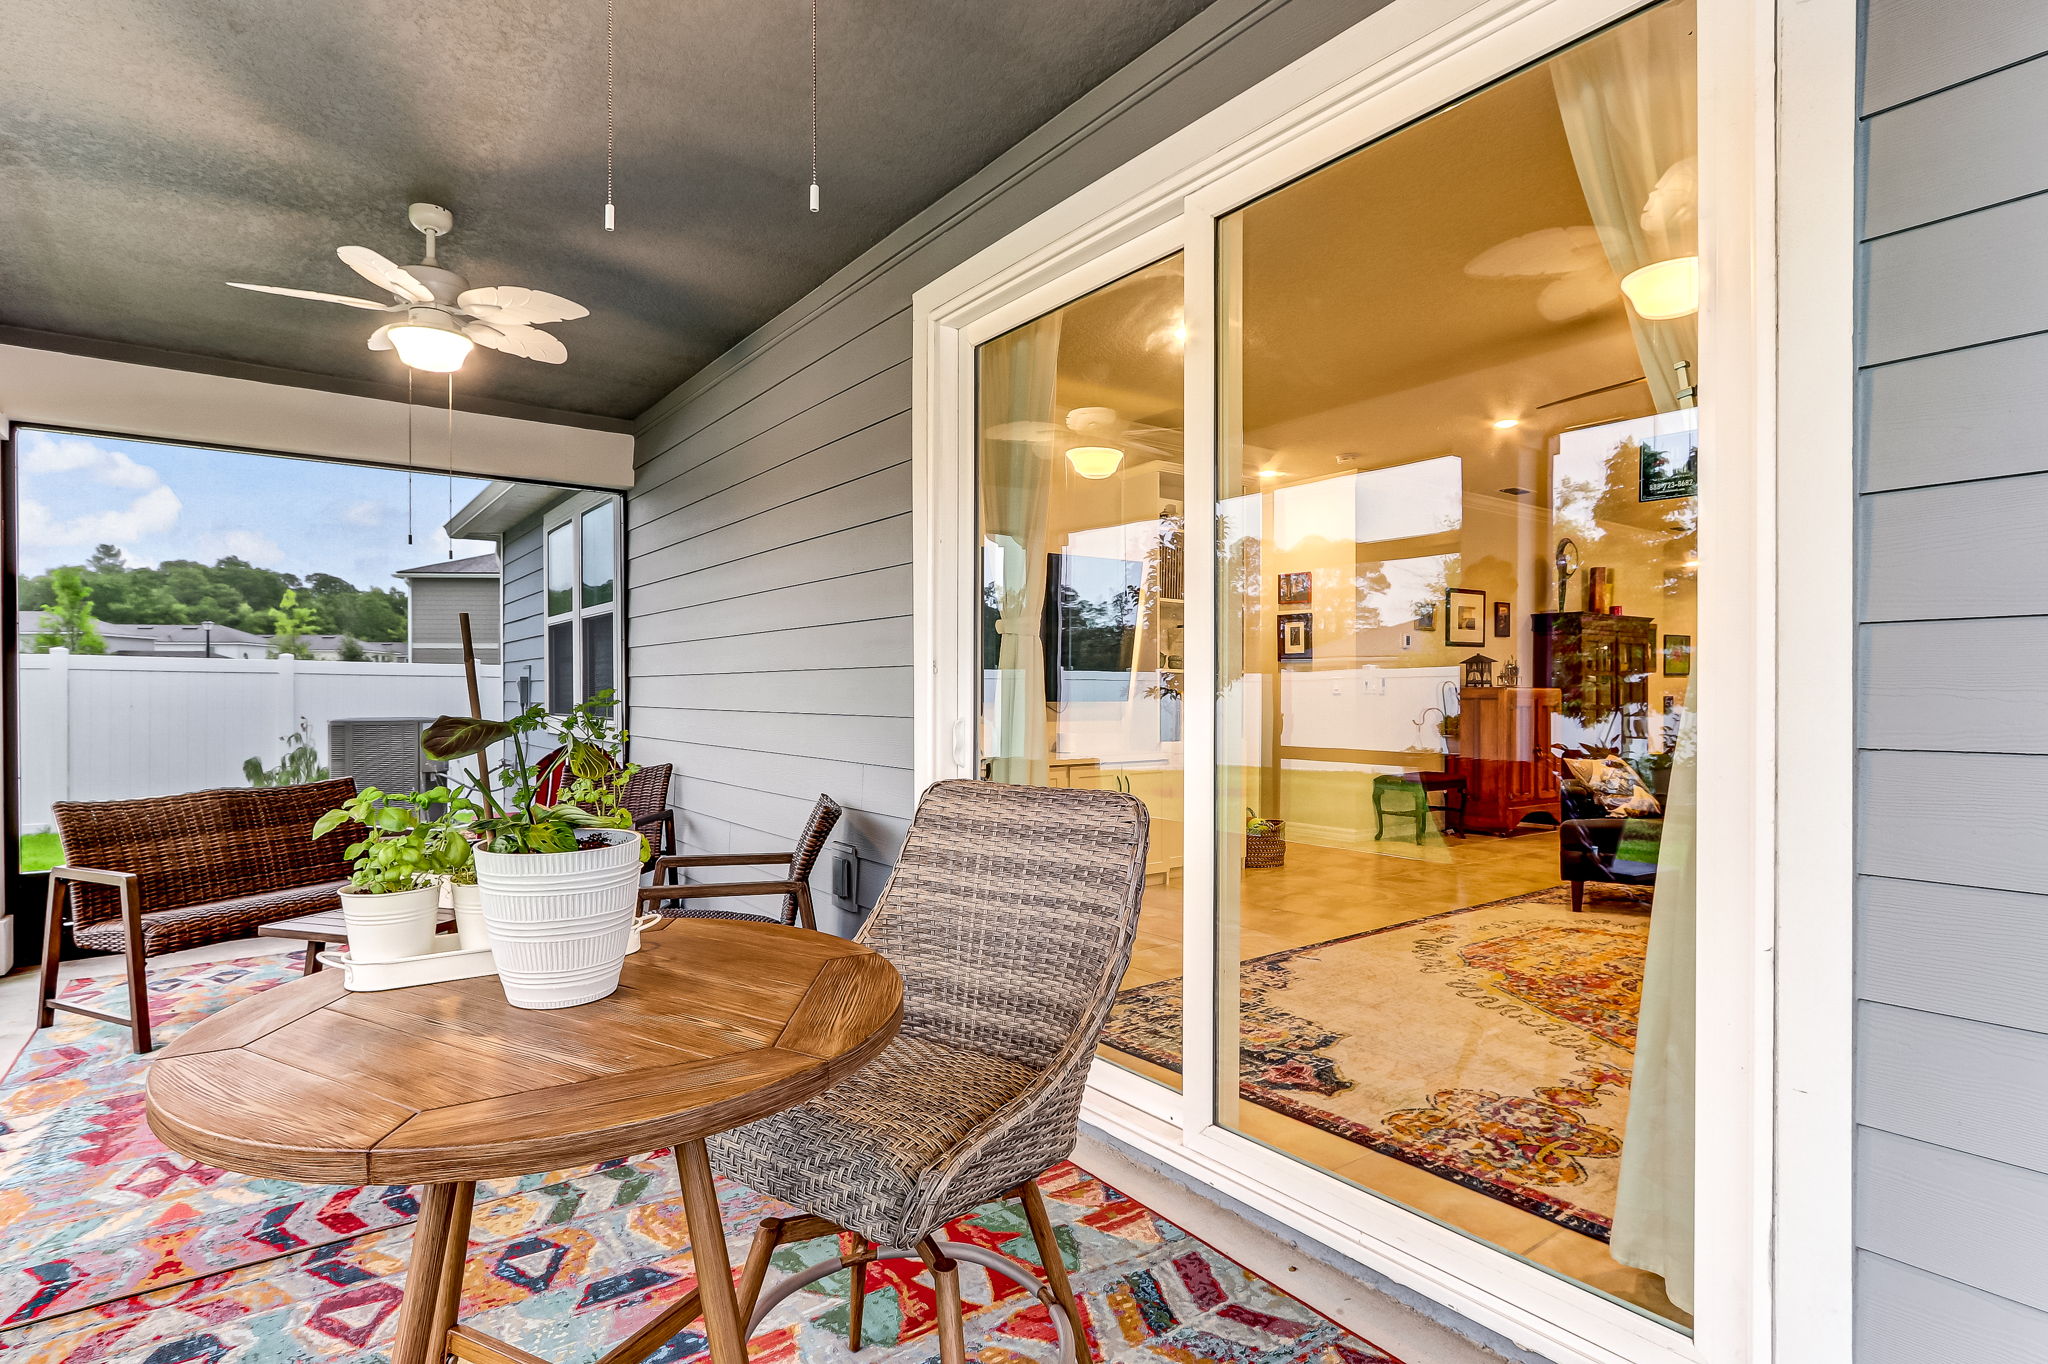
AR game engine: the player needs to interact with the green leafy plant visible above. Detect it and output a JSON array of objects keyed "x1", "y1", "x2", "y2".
[
  {"x1": 244, "y1": 720, "x2": 330, "y2": 787},
  {"x1": 31, "y1": 567, "x2": 108, "y2": 654},
  {"x1": 421, "y1": 691, "x2": 645, "y2": 859},
  {"x1": 312, "y1": 786, "x2": 472, "y2": 894}
]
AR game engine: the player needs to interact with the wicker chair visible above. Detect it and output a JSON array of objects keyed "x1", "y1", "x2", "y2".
[
  {"x1": 37, "y1": 778, "x2": 359, "y2": 1052},
  {"x1": 619, "y1": 762, "x2": 678, "y2": 868},
  {"x1": 707, "y1": 780, "x2": 1149, "y2": 1364},
  {"x1": 638, "y1": 794, "x2": 841, "y2": 930}
]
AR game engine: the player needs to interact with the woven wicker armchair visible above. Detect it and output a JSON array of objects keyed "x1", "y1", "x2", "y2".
[
  {"x1": 37, "y1": 778, "x2": 358, "y2": 1053},
  {"x1": 639, "y1": 793, "x2": 841, "y2": 930},
  {"x1": 618, "y1": 762, "x2": 677, "y2": 868},
  {"x1": 708, "y1": 779, "x2": 1148, "y2": 1363}
]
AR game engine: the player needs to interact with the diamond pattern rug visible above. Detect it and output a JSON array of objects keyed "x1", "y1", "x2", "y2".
[{"x1": 0, "y1": 956, "x2": 1404, "y2": 1363}]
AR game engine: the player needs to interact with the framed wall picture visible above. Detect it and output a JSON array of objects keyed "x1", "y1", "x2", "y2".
[
  {"x1": 1277, "y1": 571, "x2": 1312, "y2": 605},
  {"x1": 1663, "y1": 633, "x2": 1692, "y2": 676},
  {"x1": 1415, "y1": 600, "x2": 1437, "y2": 631},
  {"x1": 1493, "y1": 600, "x2": 1512, "y2": 637},
  {"x1": 1445, "y1": 588, "x2": 1487, "y2": 647},
  {"x1": 1278, "y1": 612, "x2": 1313, "y2": 662}
]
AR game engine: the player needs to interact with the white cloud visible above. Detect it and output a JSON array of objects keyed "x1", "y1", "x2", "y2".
[
  {"x1": 17, "y1": 433, "x2": 182, "y2": 553},
  {"x1": 199, "y1": 530, "x2": 287, "y2": 566},
  {"x1": 339, "y1": 499, "x2": 385, "y2": 528}
]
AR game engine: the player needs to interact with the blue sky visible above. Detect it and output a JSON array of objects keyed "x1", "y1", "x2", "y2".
[{"x1": 16, "y1": 429, "x2": 496, "y2": 590}]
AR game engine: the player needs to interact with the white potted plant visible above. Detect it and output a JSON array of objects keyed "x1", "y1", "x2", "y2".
[
  {"x1": 313, "y1": 787, "x2": 460, "y2": 962},
  {"x1": 422, "y1": 692, "x2": 646, "y2": 1009}
]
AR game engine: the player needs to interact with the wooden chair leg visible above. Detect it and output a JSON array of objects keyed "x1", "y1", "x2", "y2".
[
  {"x1": 119, "y1": 882, "x2": 152, "y2": 1054},
  {"x1": 1570, "y1": 879, "x2": 1585, "y2": 912},
  {"x1": 36, "y1": 875, "x2": 64, "y2": 1028},
  {"x1": 846, "y1": 1234, "x2": 871, "y2": 1351},
  {"x1": 916, "y1": 1239, "x2": 968, "y2": 1364},
  {"x1": 736, "y1": 1216, "x2": 789, "y2": 1325},
  {"x1": 1016, "y1": 1180, "x2": 1091, "y2": 1363}
]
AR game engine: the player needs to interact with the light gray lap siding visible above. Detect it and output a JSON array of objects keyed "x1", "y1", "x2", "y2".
[
  {"x1": 623, "y1": 0, "x2": 1386, "y2": 938},
  {"x1": 500, "y1": 514, "x2": 546, "y2": 714},
  {"x1": 1857, "y1": 2, "x2": 2048, "y2": 1344}
]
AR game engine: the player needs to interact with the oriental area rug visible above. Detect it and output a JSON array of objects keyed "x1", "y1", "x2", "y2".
[
  {"x1": 0, "y1": 957, "x2": 1402, "y2": 1364},
  {"x1": 1103, "y1": 887, "x2": 1649, "y2": 1240}
]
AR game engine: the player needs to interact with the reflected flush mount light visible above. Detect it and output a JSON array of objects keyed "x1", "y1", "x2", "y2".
[
  {"x1": 1620, "y1": 256, "x2": 1700, "y2": 320},
  {"x1": 385, "y1": 309, "x2": 475, "y2": 373},
  {"x1": 1066, "y1": 445, "x2": 1124, "y2": 479},
  {"x1": 1491, "y1": 418, "x2": 1520, "y2": 430}
]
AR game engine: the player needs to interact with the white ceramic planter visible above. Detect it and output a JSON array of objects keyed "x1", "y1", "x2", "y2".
[
  {"x1": 338, "y1": 884, "x2": 442, "y2": 963},
  {"x1": 472, "y1": 828, "x2": 643, "y2": 1009},
  {"x1": 449, "y1": 881, "x2": 489, "y2": 950}
]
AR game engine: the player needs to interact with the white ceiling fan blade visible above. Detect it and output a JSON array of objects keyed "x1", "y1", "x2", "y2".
[
  {"x1": 984, "y1": 420, "x2": 1061, "y2": 442},
  {"x1": 367, "y1": 324, "x2": 394, "y2": 351},
  {"x1": 463, "y1": 320, "x2": 567, "y2": 364},
  {"x1": 337, "y1": 245, "x2": 435, "y2": 303},
  {"x1": 457, "y1": 285, "x2": 588, "y2": 326},
  {"x1": 227, "y1": 281, "x2": 393, "y2": 311}
]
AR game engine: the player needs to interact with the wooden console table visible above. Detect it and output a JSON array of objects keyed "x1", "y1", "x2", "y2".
[{"x1": 145, "y1": 918, "x2": 903, "y2": 1364}]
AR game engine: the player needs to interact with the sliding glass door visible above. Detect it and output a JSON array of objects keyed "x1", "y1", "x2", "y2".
[{"x1": 971, "y1": 0, "x2": 1699, "y2": 1332}]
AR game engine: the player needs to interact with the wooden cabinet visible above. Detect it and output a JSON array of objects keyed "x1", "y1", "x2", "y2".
[
  {"x1": 1531, "y1": 612, "x2": 1656, "y2": 743},
  {"x1": 1446, "y1": 687, "x2": 1561, "y2": 834}
]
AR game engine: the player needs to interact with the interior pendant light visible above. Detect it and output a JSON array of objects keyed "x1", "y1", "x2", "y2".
[
  {"x1": 1066, "y1": 445, "x2": 1124, "y2": 480},
  {"x1": 387, "y1": 309, "x2": 475, "y2": 373},
  {"x1": 1619, "y1": 256, "x2": 1700, "y2": 320}
]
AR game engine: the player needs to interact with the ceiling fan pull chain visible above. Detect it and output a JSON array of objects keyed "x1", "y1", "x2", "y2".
[
  {"x1": 405, "y1": 369, "x2": 415, "y2": 546},
  {"x1": 809, "y1": 0, "x2": 820, "y2": 213},
  {"x1": 446, "y1": 373, "x2": 456, "y2": 558},
  {"x1": 604, "y1": 0, "x2": 617, "y2": 231}
]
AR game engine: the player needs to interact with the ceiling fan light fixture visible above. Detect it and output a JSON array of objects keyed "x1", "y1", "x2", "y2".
[
  {"x1": 1619, "y1": 255, "x2": 1699, "y2": 320},
  {"x1": 1066, "y1": 445, "x2": 1124, "y2": 480},
  {"x1": 387, "y1": 309, "x2": 474, "y2": 373}
]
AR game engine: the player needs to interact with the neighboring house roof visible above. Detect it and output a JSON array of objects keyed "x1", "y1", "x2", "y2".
[
  {"x1": 395, "y1": 552, "x2": 502, "y2": 579},
  {"x1": 15, "y1": 613, "x2": 271, "y2": 651},
  {"x1": 288, "y1": 634, "x2": 406, "y2": 655},
  {"x1": 444, "y1": 482, "x2": 575, "y2": 540}
]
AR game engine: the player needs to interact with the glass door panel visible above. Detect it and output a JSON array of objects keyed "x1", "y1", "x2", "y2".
[
  {"x1": 1216, "y1": 1, "x2": 1697, "y2": 1326},
  {"x1": 976, "y1": 253, "x2": 1188, "y2": 1087}
]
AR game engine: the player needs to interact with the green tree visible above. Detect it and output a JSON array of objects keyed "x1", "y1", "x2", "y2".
[
  {"x1": 337, "y1": 635, "x2": 368, "y2": 662},
  {"x1": 31, "y1": 567, "x2": 107, "y2": 654},
  {"x1": 267, "y1": 588, "x2": 319, "y2": 659}
]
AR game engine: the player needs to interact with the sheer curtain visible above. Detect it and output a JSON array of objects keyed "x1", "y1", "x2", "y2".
[
  {"x1": 1550, "y1": 0, "x2": 1699, "y2": 411},
  {"x1": 979, "y1": 315, "x2": 1062, "y2": 787}
]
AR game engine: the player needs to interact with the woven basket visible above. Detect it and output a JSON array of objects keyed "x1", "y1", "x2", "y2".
[{"x1": 1245, "y1": 822, "x2": 1286, "y2": 868}]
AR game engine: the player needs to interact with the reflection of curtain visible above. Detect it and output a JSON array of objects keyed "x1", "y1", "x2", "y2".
[
  {"x1": 1612, "y1": 683, "x2": 1695, "y2": 1312},
  {"x1": 1551, "y1": 0, "x2": 1698, "y2": 411},
  {"x1": 979, "y1": 316, "x2": 1061, "y2": 786}
]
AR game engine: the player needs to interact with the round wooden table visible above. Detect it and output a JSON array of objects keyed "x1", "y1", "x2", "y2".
[{"x1": 144, "y1": 918, "x2": 903, "y2": 1364}]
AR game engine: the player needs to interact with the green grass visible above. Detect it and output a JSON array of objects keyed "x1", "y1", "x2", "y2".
[{"x1": 19, "y1": 832, "x2": 61, "y2": 873}]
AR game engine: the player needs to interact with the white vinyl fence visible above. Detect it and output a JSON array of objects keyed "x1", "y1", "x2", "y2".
[{"x1": 16, "y1": 652, "x2": 501, "y2": 833}]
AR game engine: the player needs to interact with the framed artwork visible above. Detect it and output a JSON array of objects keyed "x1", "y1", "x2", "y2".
[
  {"x1": 1278, "y1": 612, "x2": 1313, "y2": 662},
  {"x1": 1415, "y1": 600, "x2": 1437, "y2": 631},
  {"x1": 1277, "y1": 571, "x2": 1312, "y2": 605},
  {"x1": 1663, "y1": 634, "x2": 1692, "y2": 676},
  {"x1": 1445, "y1": 588, "x2": 1487, "y2": 647},
  {"x1": 1493, "y1": 601, "x2": 1512, "y2": 637}
]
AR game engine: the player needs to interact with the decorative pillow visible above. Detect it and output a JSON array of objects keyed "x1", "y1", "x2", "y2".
[{"x1": 1564, "y1": 756, "x2": 1663, "y2": 818}]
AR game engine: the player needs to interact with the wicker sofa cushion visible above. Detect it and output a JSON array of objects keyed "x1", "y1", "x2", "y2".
[
  {"x1": 52, "y1": 779, "x2": 357, "y2": 928},
  {"x1": 707, "y1": 1033, "x2": 1040, "y2": 1246},
  {"x1": 70, "y1": 879, "x2": 348, "y2": 957}
]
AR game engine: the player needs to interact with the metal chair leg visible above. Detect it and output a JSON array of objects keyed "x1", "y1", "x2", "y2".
[{"x1": 35, "y1": 875, "x2": 64, "y2": 1029}]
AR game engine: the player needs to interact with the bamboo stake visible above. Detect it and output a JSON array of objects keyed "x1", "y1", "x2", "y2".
[{"x1": 457, "y1": 612, "x2": 496, "y2": 815}]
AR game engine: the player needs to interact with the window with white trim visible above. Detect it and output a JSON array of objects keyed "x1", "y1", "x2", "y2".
[{"x1": 543, "y1": 495, "x2": 622, "y2": 714}]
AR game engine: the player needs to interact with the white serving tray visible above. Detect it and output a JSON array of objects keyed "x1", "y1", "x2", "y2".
[{"x1": 319, "y1": 914, "x2": 662, "y2": 992}]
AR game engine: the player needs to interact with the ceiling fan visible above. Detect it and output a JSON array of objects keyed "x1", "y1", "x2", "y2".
[{"x1": 227, "y1": 203, "x2": 588, "y2": 373}]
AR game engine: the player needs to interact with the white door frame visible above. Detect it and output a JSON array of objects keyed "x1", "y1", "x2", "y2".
[{"x1": 909, "y1": 0, "x2": 1856, "y2": 1360}]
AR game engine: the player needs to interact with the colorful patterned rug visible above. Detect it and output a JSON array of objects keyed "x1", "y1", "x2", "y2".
[
  {"x1": 1104, "y1": 887, "x2": 1647, "y2": 1240},
  {"x1": 1, "y1": 956, "x2": 1404, "y2": 1364}
]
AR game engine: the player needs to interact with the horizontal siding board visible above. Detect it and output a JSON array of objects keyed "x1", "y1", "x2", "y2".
[
  {"x1": 1857, "y1": 1128, "x2": 2048, "y2": 1311},
  {"x1": 1861, "y1": 475, "x2": 2048, "y2": 621},
  {"x1": 1861, "y1": 194, "x2": 2048, "y2": 366},
  {"x1": 632, "y1": 709, "x2": 912, "y2": 769},
  {"x1": 1863, "y1": 59, "x2": 2048, "y2": 237},
  {"x1": 1861, "y1": 0, "x2": 2048, "y2": 113},
  {"x1": 1859, "y1": 752, "x2": 2048, "y2": 893},
  {"x1": 630, "y1": 667, "x2": 913, "y2": 719},
  {"x1": 631, "y1": 465, "x2": 914, "y2": 581},
  {"x1": 1858, "y1": 876, "x2": 2048, "y2": 1034},
  {"x1": 1857, "y1": 1252, "x2": 2048, "y2": 1364},
  {"x1": 630, "y1": 616, "x2": 913, "y2": 677},
  {"x1": 1861, "y1": 332, "x2": 2048, "y2": 491},
  {"x1": 650, "y1": 740, "x2": 911, "y2": 819},
  {"x1": 630, "y1": 566, "x2": 912, "y2": 647},
  {"x1": 1857, "y1": 1001, "x2": 2048, "y2": 1174},
  {"x1": 1861, "y1": 618, "x2": 2048, "y2": 752},
  {"x1": 630, "y1": 516, "x2": 911, "y2": 616}
]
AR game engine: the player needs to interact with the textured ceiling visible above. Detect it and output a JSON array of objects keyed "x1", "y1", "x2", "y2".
[{"x1": 0, "y1": 0, "x2": 1214, "y2": 423}]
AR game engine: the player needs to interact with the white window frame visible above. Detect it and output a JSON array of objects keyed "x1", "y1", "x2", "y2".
[
  {"x1": 542, "y1": 492, "x2": 624, "y2": 714},
  {"x1": 910, "y1": 1, "x2": 1856, "y2": 1362}
]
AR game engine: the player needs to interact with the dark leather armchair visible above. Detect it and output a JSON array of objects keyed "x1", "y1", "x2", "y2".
[{"x1": 1557, "y1": 751, "x2": 1662, "y2": 911}]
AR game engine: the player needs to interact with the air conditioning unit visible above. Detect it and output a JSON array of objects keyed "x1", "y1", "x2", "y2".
[{"x1": 328, "y1": 718, "x2": 448, "y2": 797}]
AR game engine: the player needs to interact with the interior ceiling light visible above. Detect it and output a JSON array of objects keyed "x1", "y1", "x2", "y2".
[
  {"x1": 386, "y1": 309, "x2": 475, "y2": 373},
  {"x1": 1492, "y1": 418, "x2": 1520, "y2": 430},
  {"x1": 1620, "y1": 255, "x2": 1700, "y2": 320},
  {"x1": 1066, "y1": 445, "x2": 1124, "y2": 479},
  {"x1": 1257, "y1": 468, "x2": 1284, "y2": 479}
]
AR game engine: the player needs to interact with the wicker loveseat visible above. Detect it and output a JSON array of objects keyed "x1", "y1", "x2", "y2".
[{"x1": 37, "y1": 778, "x2": 358, "y2": 1052}]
